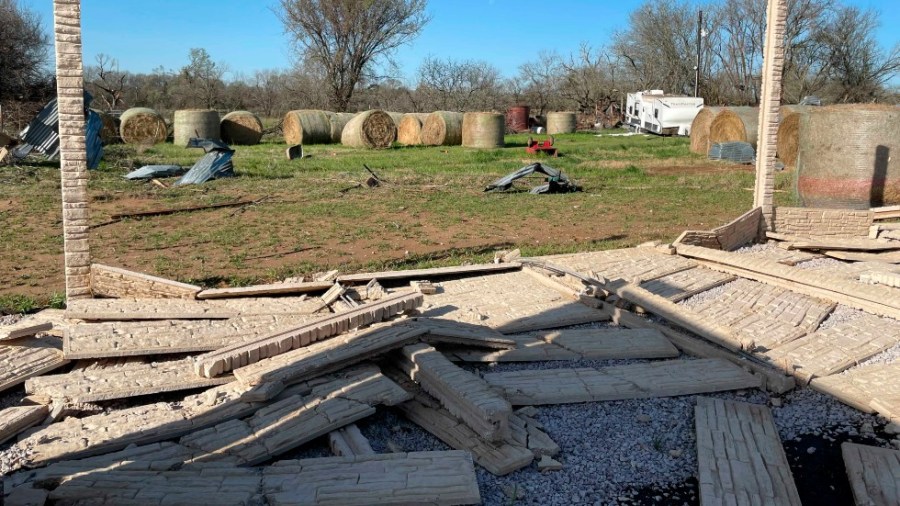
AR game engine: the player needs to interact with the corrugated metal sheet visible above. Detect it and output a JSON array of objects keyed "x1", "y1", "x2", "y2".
[
  {"x1": 124, "y1": 165, "x2": 187, "y2": 180},
  {"x1": 17, "y1": 91, "x2": 102, "y2": 168},
  {"x1": 86, "y1": 110, "x2": 103, "y2": 170},
  {"x1": 174, "y1": 138, "x2": 235, "y2": 185}
]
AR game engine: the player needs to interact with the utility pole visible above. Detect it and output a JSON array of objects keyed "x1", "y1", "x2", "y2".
[{"x1": 694, "y1": 10, "x2": 703, "y2": 98}]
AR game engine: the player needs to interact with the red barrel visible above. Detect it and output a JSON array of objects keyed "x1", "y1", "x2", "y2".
[{"x1": 506, "y1": 105, "x2": 530, "y2": 133}]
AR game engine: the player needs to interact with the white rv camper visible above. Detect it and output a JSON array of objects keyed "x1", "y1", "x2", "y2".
[{"x1": 625, "y1": 90, "x2": 704, "y2": 136}]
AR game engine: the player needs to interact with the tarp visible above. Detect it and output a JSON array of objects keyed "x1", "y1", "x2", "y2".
[
  {"x1": 174, "y1": 138, "x2": 235, "y2": 186},
  {"x1": 484, "y1": 163, "x2": 579, "y2": 194}
]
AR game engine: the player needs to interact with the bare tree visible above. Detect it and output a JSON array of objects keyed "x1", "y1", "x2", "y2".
[
  {"x1": 176, "y1": 48, "x2": 227, "y2": 109},
  {"x1": 817, "y1": 6, "x2": 900, "y2": 103},
  {"x1": 86, "y1": 54, "x2": 129, "y2": 110},
  {"x1": 0, "y1": 0, "x2": 50, "y2": 101},
  {"x1": 416, "y1": 56, "x2": 502, "y2": 111},
  {"x1": 280, "y1": 0, "x2": 429, "y2": 112},
  {"x1": 517, "y1": 51, "x2": 562, "y2": 116},
  {"x1": 558, "y1": 44, "x2": 620, "y2": 115}
]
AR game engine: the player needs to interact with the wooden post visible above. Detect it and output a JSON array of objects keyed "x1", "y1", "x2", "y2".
[
  {"x1": 53, "y1": 0, "x2": 92, "y2": 299},
  {"x1": 753, "y1": 0, "x2": 787, "y2": 233}
]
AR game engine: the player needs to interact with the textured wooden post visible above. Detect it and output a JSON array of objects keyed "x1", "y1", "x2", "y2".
[
  {"x1": 753, "y1": 0, "x2": 787, "y2": 232},
  {"x1": 53, "y1": 0, "x2": 92, "y2": 299}
]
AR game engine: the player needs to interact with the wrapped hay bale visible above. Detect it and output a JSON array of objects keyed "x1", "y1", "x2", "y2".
[
  {"x1": 94, "y1": 111, "x2": 120, "y2": 144},
  {"x1": 119, "y1": 107, "x2": 167, "y2": 145},
  {"x1": 326, "y1": 112, "x2": 356, "y2": 144},
  {"x1": 546, "y1": 112, "x2": 576, "y2": 134},
  {"x1": 422, "y1": 111, "x2": 464, "y2": 146},
  {"x1": 689, "y1": 106, "x2": 723, "y2": 154},
  {"x1": 340, "y1": 109, "x2": 396, "y2": 149},
  {"x1": 775, "y1": 105, "x2": 808, "y2": 169},
  {"x1": 397, "y1": 113, "x2": 430, "y2": 145},
  {"x1": 174, "y1": 109, "x2": 221, "y2": 146},
  {"x1": 708, "y1": 107, "x2": 759, "y2": 148},
  {"x1": 221, "y1": 111, "x2": 263, "y2": 145},
  {"x1": 797, "y1": 104, "x2": 900, "y2": 209},
  {"x1": 283, "y1": 110, "x2": 332, "y2": 145},
  {"x1": 462, "y1": 112, "x2": 505, "y2": 148}
]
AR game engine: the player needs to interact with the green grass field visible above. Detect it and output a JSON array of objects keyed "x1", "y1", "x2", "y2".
[{"x1": 0, "y1": 131, "x2": 798, "y2": 312}]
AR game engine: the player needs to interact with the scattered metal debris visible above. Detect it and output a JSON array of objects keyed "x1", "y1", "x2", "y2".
[
  {"x1": 174, "y1": 138, "x2": 235, "y2": 186},
  {"x1": 12, "y1": 91, "x2": 103, "y2": 169},
  {"x1": 124, "y1": 165, "x2": 188, "y2": 180},
  {"x1": 485, "y1": 163, "x2": 579, "y2": 194}
]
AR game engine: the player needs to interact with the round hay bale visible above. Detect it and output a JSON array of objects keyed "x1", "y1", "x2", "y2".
[
  {"x1": 797, "y1": 104, "x2": 900, "y2": 209},
  {"x1": 385, "y1": 112, "x2": 405, "y2": 127},
  {"x1": 546, "y1": 112, "x2": 577, "y2": 134},
  {"x1": 421, "y1": 111, "x2": 464, "y2": 146},
  {"x1": 173, "y1": 109, "x2": 220, "y2": 146},
  {"x1": 397, "y1": 113, "x2": 430, "y2": 145},
  {"x1": 119, "y1": 107, "x2": 167, "y2": 145},
  {"x1": 327, "y1": 112, "x2": 356, "y2": 144},
  {"x1": 94, "y1": 110, "x2": 120, "y2": 145},
  {"x1": 708, "y1": 107, "x2": 759, "y2": 148},
  {"x1": 221, "y1": 111, "x2": 263, "y2": 145},
  {"x1": 340, "y1": 109, "x2": 396, "y2": 149},
  {"x1": 462, "y1": 112, "x2": 505, "y2": 149},
  {"x1": 689, "y1": 107, "x2": 723, "y2": 154},
  {"x1": 774, "y1": 105, "x2": 808, "y2": 169},
  {"x1": 283, "y1": 110, "x2": 332, "y2": 145}
]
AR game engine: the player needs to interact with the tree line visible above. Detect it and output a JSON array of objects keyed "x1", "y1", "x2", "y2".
[{"x1": 1, "y1": 0, "x2": 897, "y2": 129}]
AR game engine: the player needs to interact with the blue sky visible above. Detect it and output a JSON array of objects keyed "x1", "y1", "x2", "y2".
[{"x1": 26, "y1": 0, "x2": 900, "y2": 84}]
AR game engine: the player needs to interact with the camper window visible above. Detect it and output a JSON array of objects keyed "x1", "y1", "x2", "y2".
[{"x1": 654, "y1": 109, "x2": 659, "y2": 118}]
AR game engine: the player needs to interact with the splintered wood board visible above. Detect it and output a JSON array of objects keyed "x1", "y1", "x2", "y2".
[
  {"x1": 418, "y1": 270, "x2": 608, "y2": 334},
  {"x1": 695, "y1": 397, "x2": 801, "y2": 506},
  {"x1": 482, "y1": 358, "x2": 760, "y2": 405}
]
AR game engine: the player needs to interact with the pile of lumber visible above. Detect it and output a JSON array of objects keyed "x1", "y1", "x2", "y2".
[{"x1": 0, "y1": 259, "x2": 773, "y2": 504}]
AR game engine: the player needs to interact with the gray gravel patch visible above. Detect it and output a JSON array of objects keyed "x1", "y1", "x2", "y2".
[
  {"x1": 0, "y1": 314, "x2": 24, "y2": 327},
  {"x1": 816, "y1": 304, "x2": 865, "y2": 330},
  {"x1": 677, "y1": 280, "x2": 738, "y2": 311},
  {"x1": 794, "y1": 257, "x2": 844, "y2": 270}
]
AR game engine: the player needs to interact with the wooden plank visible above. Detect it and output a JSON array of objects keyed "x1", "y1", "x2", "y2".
[
  {"x1": 762, "y1": 313, "x2": 900, "y2": 383},
  {"x1": 37, "y1": 451, "x2": 480, "y2": 506},
  {"x1": 90, "y1": 263, "x2": 201, "y2": 299},
  {"x1": 418, "y1": 270, "x2": 609, "y2": 334},
  {"x1": 542, "y1": 247, "x2": 698, "y2": 283},
  {"x1": 415, "y1": 318, "x2": 516, "y2": 349},
  {"x1": 195, "y1": 292, "x2": 423, "y2": 378},
  {"x1": 0, "y1": 336, "x2": 69, "y2": 394},
  {"x1": 689, "y1": 278, "x2": 835, "y2": 351},
  {"x1": 64, "y1": 315, "x2": 317, "y2": 359},
  {"x1": 328, "y1": 424, "x2": 375, "y2": 457},
  {"x1": 196, "y1": 281, "x2": 335, "y2": 299},
  {"x1": 766, "y1": 232, "x2": 900, "y2": 251},
  {"x1": 482, "y1": 358, "x2": 761, "y2": 405},
  {"x1": 677, "y1": 244, "x2": 900, "y2": 320},
  {"x1": 396, "y1": 343, "x2": 511, "y2": 442},
  {"x1": 823, "y1": 250, "x2": 900, "y2": 264},
  {"x1": 178, "y1": 368, "x2": 407, "y2": 465},
  {"x1": 233, "y1": 323, "x2": 429, "y2": 401},
  {"x1": 872, "y1": 205, "x2": 900, "y2": 221},
  {"x1": 336, "y1": 262, "x2": 521, "y2": 283},
  {"x1": 598, "y1": 301, "x2": 796, "y2": 394},
  {"x1": 24, "y1": 358, "x2": 234, "y2": 403},
  {"x1": 396, "y1": 396, "x2": 535, "y2": 476},
  {"x1": 65, "y1": 296, "x2": 325, "y2": 321},
  {"x1": 811, "y1": 363, "x2": 900, "y2": 414},
  {"x1": 14, "y1": 383, "x2": 259, "y2": 467},
  {"x1": 447, "y1": 328, "x2": 680, "y2": 362},
  {"x1": 0, "y1": 317, "x2": 52, "y2": 342},
  {"x1": 695, "y1": 397, "x2": 801, "y2": 506},
  {"x1": 640, "y1": 267, "x2": 736, "y2": 302},
  {"x1": 0, "y1": 405, "x2": 48, "y2": 445},
  {"x1": 842, "y1": 443, "x2": 900, "y2": 506}
]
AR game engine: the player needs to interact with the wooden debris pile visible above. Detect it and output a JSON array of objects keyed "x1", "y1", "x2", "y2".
[{"x1": 2, "y1": 234, "x2": 899, "y2": 504}]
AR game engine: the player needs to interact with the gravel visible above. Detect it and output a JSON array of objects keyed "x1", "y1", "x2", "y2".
[
  {"x1": 794, "y1": 257, "x2": 845, "y2": 270},
  {"x1": 0, "y1": 314, "x2": 24, "y2": 327},
  {"x1": 677, "y1": 280, "x2": 738, "y2": 311}
]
